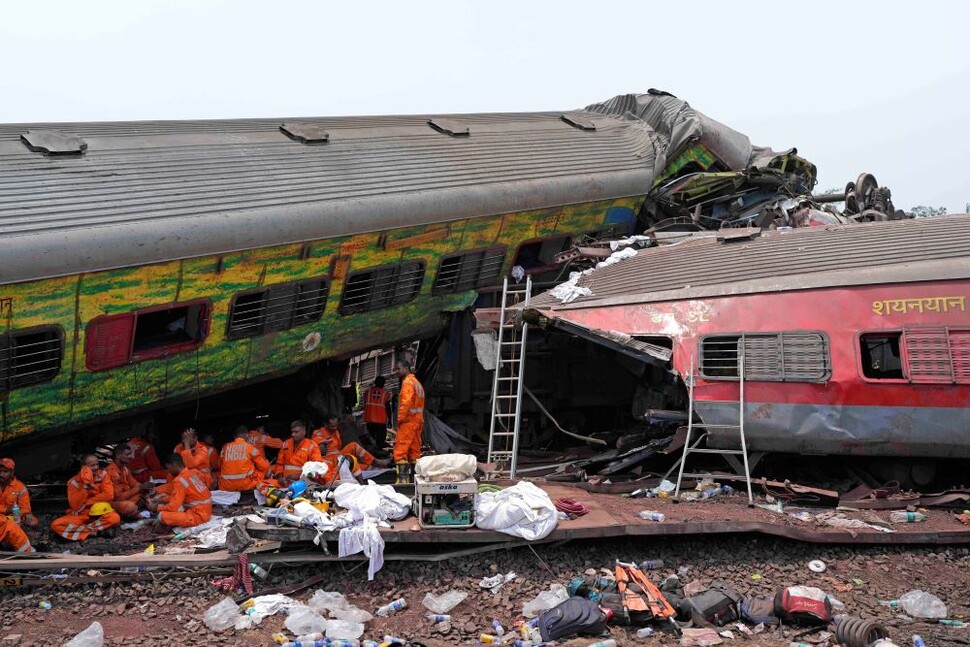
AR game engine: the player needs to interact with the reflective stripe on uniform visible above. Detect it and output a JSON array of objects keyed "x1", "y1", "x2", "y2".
[
  {"x1": 186, "y1": 498, "x2": 212, "y2": 507},
  {"x1": 408, "y1": 408, "x2": 423, "y2": 414},
  {"x1": 220, "y1": 471, "x2": 253, "y2": 480},
  {"x1": 16, "y1": 541, "x2": 32, "y2": 552},
  {"x1": 178, "y1": 477, "x2": 189, "y2": 487}
]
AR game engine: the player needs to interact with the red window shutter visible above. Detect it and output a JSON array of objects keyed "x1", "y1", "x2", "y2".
[
  {"x1": 951, "y1": 330, "x2": 970, "y2": 384},
  {"x1": 85, "y1": 314, "x2": 134, "y2": 371},
  {"x1": 904, "y1": 327, "x2": 952, "y2": 383}
]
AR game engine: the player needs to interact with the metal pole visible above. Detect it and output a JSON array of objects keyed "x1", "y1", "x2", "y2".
[
  {"x1": 674, "y1": 352, "x2": 695, "y2": 498},
  {"x1": 738, "y1": 346, "x2": 753, "y2": 506}
]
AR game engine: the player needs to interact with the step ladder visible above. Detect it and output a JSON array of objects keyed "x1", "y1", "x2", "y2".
[
  {"x1": 674, "y1": 349, "x2": 754, "y2": 505},
  {"x1": 486, "y1": 275, "x2": 532, "y2": 480}
]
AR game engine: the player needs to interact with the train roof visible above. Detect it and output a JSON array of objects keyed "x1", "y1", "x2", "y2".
[
  {"x1": 530, "y1": 215, "x2": 970, "y2": 311},
  {"x1": 0, "y1": 91, "x2": 765, "y2": 285}
]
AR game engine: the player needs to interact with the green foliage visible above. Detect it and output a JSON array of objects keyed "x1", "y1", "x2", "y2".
[{"x1": 907, "y1": 205, "x2": 949, "y2": 218}]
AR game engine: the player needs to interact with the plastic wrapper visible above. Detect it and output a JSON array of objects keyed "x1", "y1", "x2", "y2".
[
  {"x1": 64, "y1": 622, "x2": 104, "y2": 647},
  {"x1": 285, "y1": 605, "x2": 328, "y2": 635},
  {"x1": 203, "y1": 597, "x2": 241, "y2": 632},
  {"x1": 422, "y1": 590, "x2": 468, "y2": 614},
  {"x1": 522, "y1": 583, "x2": 569, "y2": 618},
  {"x1": 326, "y1": 619, "x2": 365, "y2": 640}
]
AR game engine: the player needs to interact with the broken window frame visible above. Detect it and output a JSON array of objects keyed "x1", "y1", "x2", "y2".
[
  {"x1": 859, "y1": 327, "x2": 970, "y2": 384},
  {"x1": 226, "y1": 277, "x2": 330, "y2": 340},
  {"x1": 339, "y1": 260, "x2": 426, "y2": 315},
  {"x1": 511, "y1": 235, "x2": 572, "y2": 275},
  {"x1": 85, "y1": 300, "x2": 211, "y2": 371},
  {"x1": 432, "y1": 246, "x2": 507, "y2": 295},
  {"x1": 0, "y1": 325, "x2": 64, "y2": 393},
  {"x1": 699, "y1": 331, "x2": 831, "y2": 383}
]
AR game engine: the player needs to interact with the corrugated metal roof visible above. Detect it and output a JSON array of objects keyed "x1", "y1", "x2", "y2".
[
  {"x1": 531, "y1": 216, "x2": 970, "y2": 310},
  {"x1": 0, "y1": 92, "x2": 757, "y2": 285}
]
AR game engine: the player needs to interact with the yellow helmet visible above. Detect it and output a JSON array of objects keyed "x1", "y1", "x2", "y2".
[{"x1": 89, "y1": 502, "x2": 114, "y2": 517}]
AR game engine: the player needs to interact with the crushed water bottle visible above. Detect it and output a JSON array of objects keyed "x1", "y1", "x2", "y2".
[
  {"x1": 424, "y1": 613, "x2": 451, "y2": 623},
  {"x1": 639, "y1": 559, "x2": 664, "y2": 570},
  {"x1": 890, "y1": 511, "x2": 927, "y2": 523},
  {"x1": 912, "y1": 636, "x2": 926, "y2": 647},
  {"x1": 375, "y1": 597, "x2": 407, "y2": 617},
  {"x1": 636, "y1": 510, "x2": 665, "y2": 522},
  {"x1": 636, "y1": 627, "x2": 655, "y2": 637}
]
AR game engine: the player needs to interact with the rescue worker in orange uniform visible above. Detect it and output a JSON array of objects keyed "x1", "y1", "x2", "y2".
[
  {"x1": 312, "y1": 415, "x2": 389, "y2": 476},
  {"x1": 0, "y1": 458, "x2": 38, "y2": 528},
  {"x1": 51, "y1": 454, "x2": 122, "y2": 541},
  {"x1": 0, "y1": 518, "x2": 33, "y2": 552},
  {"x1": 126, "y1": 434, "x2": 166, "y2": 483},
  {"x1": 247, "y1": 423, "x2": 283, "y2": 460},
  {"x1": 362, "y1": 376, "x2": 393, "y2": 457},
  {"x1": 174, "y1": 428, "x2": 216, "y2": 488},
  {"x1": 148, "y1": 454, "x2": 212, "y2": 528},
  {"x1": 393, "y1": 359, "x2": 425, "y2": 484},
  {"x1": 274, "y1": 420, "x2": 322, "y2": 485},
  {"x1": 219, "y1": 427, "x2": 277, "y2": 494},
  {"x1": 104, "y1": 444, "x2": 142, "y2": 520},
  {"x1": 201, "y1": 432, "x2": 222, "y2": 483}
]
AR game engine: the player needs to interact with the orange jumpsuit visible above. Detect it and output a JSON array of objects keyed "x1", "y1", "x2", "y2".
[
  {"x1": 105, "y1": 462, "x2": 141, "y2": 519},
  {"x1": 311, "y1": 426, "x2": 378, "y2": 474},
  {"x1": 274, "y1": 438, "x2": 322, "y2": 482},
  {"x1": 158, "y1": 468, "x2": 212, "y2": 528},
  {"x1": 0, "y1": 477, "x2": 33, "y2": 525},
  {"x1": 0, "y1": 518, "x2": 32, "y2": 552},
  {"x1": 174, "y1": 442, "x2": 216, "y2": 488},
  {"x1": 50, "y1": 467, "x2": 122, "y2": 541},
  {"x1": 247, "y1": 429, "x2": 284, "y2": 459},
  {"x1": 127, "y1": 437, "x2": 165, "y2": 483},
  {"x1": 218, "y1": 438, "x2": 276, "y2": 494},
  {"x1": 394, "y1": 373, "x2": 425, "y2": 462}
]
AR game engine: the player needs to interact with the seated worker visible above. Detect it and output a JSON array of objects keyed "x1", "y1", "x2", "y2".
[
  {"x1": 274, "y1": 420, "x2": 321, "y2": 485},
  {"x1": 0, "y1": 457, "x2": 38, "y2": 528},
  {"x1": 200, "y1": 432, "x2": 222, "y2": 484},
  {"x1": 219, "y1": 427, "x2": 277, "y2": 494},
  {"x1": 148, "y1": 454, "x2": 212, "y2": 528},
  {"x1": 173, "y1": 428, "x2": 216, "y2": 487},
  {"x1": 247, "y1": 422, "x2": 283, "y2": 460},
  {"x1": 51, "y1": 454, "x2": 122, "y2": 541},
  {"x1": 126, "y1": 433, "x2": 166, "y2": 483},
  {"x1": 104, "y1": 444, "x2": 142, "y2": 520},
  {"x1": 312, "y1": 414, "x2": 390, "y2": 475},
  {"x1": 0, "y1": 518, "x2": 33, "y2": 552}
]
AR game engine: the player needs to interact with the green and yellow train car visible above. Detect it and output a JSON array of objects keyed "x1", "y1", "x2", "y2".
[{"x1": 0, "y1": 92, "x2": 755, "y2": 471}]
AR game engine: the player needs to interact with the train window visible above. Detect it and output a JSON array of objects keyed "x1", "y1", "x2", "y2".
[
  {"x1": 340, "y1": 261, "x2": 425, "y2": 315},
  {"x1": 860, "y1": 333, "x2": 904, "y2": 379},
  {"x1": 0, "y1": 326, "x2": 63, "y2": 393},
  {"x1": 894, "y1": 327, "x2": 970, "y2": 384},
  {"x1": 701, "y1": 332, "x2": 830, "y2": 382},
  {"x1": 85, "y1": 301, "x2": 210, "y2": 371},
  {"x1": 512, "y1": 236, "x2": 571, "y2": 273},
  {"x1": 433, "y1": 247, "x2": 506, "y2": 294},
  {"x1": 226, "y1": 278, "x2": 329, "y2": 340}
]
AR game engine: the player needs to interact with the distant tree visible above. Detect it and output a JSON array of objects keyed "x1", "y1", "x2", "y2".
[
  {"x1": 965, "y1": 202, "x2": 969, "y2": 214},
  {"x1": 907, "y1": 205, "x2": 949, "y2": 218}
]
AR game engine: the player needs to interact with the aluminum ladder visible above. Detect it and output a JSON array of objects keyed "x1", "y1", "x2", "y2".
[
  {"x1": 674, "y1": 349, "x2": 754, "y2": 505},
  {"x1": 486, "y1": 275, "x2": 532, "y2": 480}
]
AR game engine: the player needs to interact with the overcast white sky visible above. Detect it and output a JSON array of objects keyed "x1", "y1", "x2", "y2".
[{"x1": 2, "y1": 1, "x2": 967, "y2": 211}]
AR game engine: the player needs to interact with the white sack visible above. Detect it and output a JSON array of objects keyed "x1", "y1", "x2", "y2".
[
  {"x1": 475, "y1": 481, "x2": 558, "y2": 541},
  {"x1": 414, "y1": 454, "x2": 478, "y2": 482},
  {"x1": 334, "y1": 480, "x2": 411, "y2": 522}
]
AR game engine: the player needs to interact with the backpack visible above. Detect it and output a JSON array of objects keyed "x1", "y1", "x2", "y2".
[
  {"x1": 537, "y1": 597, "x2": 608, "y2": 641},
  {"x1": 773, "y1": 586, "x2": 833, "y2": 625},
  {"x1": 680, "y1": 582, "x2": 742, "y2": 626},
  {"x1": 740, "y1": 595, "x2": 780, "y2": 625}
]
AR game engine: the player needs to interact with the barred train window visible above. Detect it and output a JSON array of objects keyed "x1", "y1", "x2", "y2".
[
  {"x1": 0, "y1": 326, "x2": 63, "y2": 393},
  {"x1": 227, "y1": 278, "x2": 329, "y2": 340},
  {"x1": 340, "y1": 261, "x2": 425, "y2": 315},
  {"x1": 433, "y1": 247, "x2": 506, "y2": 294},
  {"x1": 862, "y1": 327, "x2": 970, "y2": 384},
  {"x1": 700, "y1": 332, "x2": 830, "y2": 382}
]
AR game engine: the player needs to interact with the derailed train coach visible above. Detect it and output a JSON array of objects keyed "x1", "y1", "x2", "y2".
[
  {"x1": 525, "y1": 216, "x2": 970, "y2": 480},
  {"x1": 0, "y1": 91, "x2": 792, "y2": 472}
]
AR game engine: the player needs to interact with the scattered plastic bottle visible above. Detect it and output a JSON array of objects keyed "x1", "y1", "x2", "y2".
[
  {"x1": 328, "y1": 640, "x2": 360, "y2": 647},
  {"x1": 636, "y1": 627, "x2": 655, "y2": 638},
  {"x1": 424, "y1": 613, "x2": 451, "y2": 623},
  {"x1": 375, "y1": 597, "x2": 407, "y2": 617},
  {"x1": 492, "y1": 619, "x2": 505, "y2": 636},
  {"x1": 700, "y1": 484, "x2": 734, "y2": 499},
  {"x1": 280, "y1": 641, "x2": 327, "y2": 647},
  {"x1": 879, "y1": 599, "x2": 901, "y2": 608},
  {"x1": 639, "y1": 559, "x2": 664, "y2": 570},
  {"x1": 382, "y1": 635, "x2": 406, "y2": 645},
  {"x1": 275, "y1": 632, "x2": 324, "y2": 645},
  {"x1": 249, "y1": 563, "x2": 269, "y2": 580},
  {"x1": 363, "y1": 641, "x2": 380, "y2": 647},
  {"x1": 940, "y1": 619, "x2": 967, "y2": 627},
  {"x1": 890, "y1": 511, "x2": 927, "y2": 523},
  {"x1": 912, "y1": 636, "x2": 926, "y2": 647},
  {"x1": 510, "y1": 641, "x2": 534, "y2": 647},
  {"x1": 789, "y1": 643, "x2": 813, "y2": 647},
  {"x1": 586, "y1": 640, "x2": 617, "y2": 647},
  {"x1": 636, "y1": 510, "x2": 666, "y2": 522},
  {"x1": 480, "y1": 634, "x2": 500, "y2": 644},
  {"x1": 10, "y1": 503, "x2": 20, "y2": 524},
  {"x1": 39, "y1": 601, "x2": 52, "y2": 610}
]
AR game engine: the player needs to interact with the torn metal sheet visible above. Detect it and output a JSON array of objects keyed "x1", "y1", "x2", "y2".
[{"x1": 525, "y1": 310, "x2": 671, "y2": 366}]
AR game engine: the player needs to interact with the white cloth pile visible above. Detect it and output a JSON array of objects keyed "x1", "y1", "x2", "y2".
[
  {"x1": 331, "y1": 480, "x2": 412, "y2": 580},
  {"x1": 475, "y1": 481, "x2": 558, "y2": 540},
  {"x1": 549, "y1": 246, "x2": 639, "y2": 304}
]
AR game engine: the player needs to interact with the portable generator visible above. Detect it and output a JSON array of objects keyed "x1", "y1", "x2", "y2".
[{"x1": 413, "y1": 475, "x2": 477, "y2": 528}]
